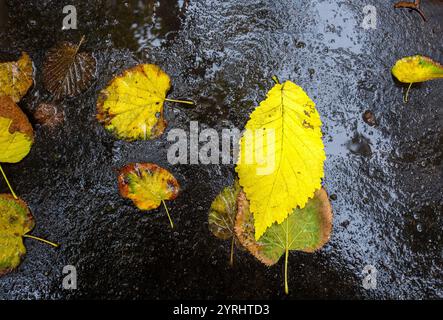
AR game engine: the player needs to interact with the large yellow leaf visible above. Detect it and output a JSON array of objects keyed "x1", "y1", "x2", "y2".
[
  {"x1": 392, "y1": 55, "x2": 443, "y2": 83},
  {"x1": 0, "y1": 52, "x2": 33, "y2": 102},
  {"x1": 97, "y1": 64, "x2": 171, "y2": 141},
  {"x1": 0, "y1": 96, "x2": 34, "y2": 164},
  {"x1": 235, "y1": 80, "x2": 326, "y2": 240}
]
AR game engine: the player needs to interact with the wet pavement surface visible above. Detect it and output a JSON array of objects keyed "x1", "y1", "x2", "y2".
[{"x1": 0, "y1": 0, "x2": 442, "y2": 299}]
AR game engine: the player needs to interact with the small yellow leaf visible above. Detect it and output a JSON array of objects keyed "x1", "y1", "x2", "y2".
[
  {"x1": 0, "y1": 97, "x2": 34, "y2": 164},
  {"x1": 97, "y1": 64, "x2": 171, "y2": 141},
  {"x1": 235, "y1": 81, "x2": 326, "y2": 240},
  {"x1": 118, "y1": 163, "x2": 180, "y2": 211},
  {"x1": 392, "y1": 55, "x2": 443, "y2": 83},
  {"x1": 0, "y1": 52, "x2": 34, "y2": 102}
]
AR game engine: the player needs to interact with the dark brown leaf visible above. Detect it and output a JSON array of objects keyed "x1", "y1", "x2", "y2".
[{"x1": 43, "y1": 37, "x2": 96, "y2": 99}]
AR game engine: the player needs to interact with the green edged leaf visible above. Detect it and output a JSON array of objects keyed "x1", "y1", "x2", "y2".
[
  {"x1": 392, "y1": 55, "x2": 443, "y2": 83},
  {"x1": 208, "y1": 181, "x2": 240, "y2": 240},
  {"x1": 208, "y1": 181, "x2": 241, "y2": 265},
  {"x1": 235, "y1": 188, "x2": 333, "y2": 293}
]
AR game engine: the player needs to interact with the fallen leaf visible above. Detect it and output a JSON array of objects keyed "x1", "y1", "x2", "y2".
[
  {"x1": 0, "y1": 52, "x2": 33, "y2": 102},
  {"x1": 0, "y1": 96, "x2": 34, "y2": 164},
  {"x1": 362, "y1": 110, "x2": 377, "y2": 127},
  {"x1": 0, "y1": 194, "x2": 34, "y2": 276},
  {"x1": 43, "y1": 36, "x2": 97, "y2": 99},
  {"x1": 0, "y1": 194, "x2": 59, "y2": 276},
  {"x1": 208, "y1": 181, "x2": 241, "y2": 265},
  {"x1": 394, "y1": 0, "x2": 426, "y2": 21},
  {"x1": 118, "y1": 163, "x2": 180, "y2": 228},
  {"x1": 97, "y1": 64, "x2": 193, "y2": 141},
  {"x1": 235, "y1": 80, "x2": 326, "y2": 240},
  {"x1": 34, "y1": 102, "x2": 65, "y2": 129},
  {"x1": 392, "y1": 55, "x2": 443, "y2": 83},
  {"x1": 235, "y1": 188, "x2": 333, "y2": 294}
]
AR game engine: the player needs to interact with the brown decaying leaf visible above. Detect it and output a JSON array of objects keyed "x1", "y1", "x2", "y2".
[
  {"x1": 0, "y1": 96, "x2": 33, "y2": 138},
  {"x1": 235, "y1": 191, "x2": 276, "y2": 266},
  {"x1": 394, "y1": 0, "x2": 426, "y2": 21},
  {"x1": 43, "y1": 36, "x2": 96, "y2": 99},
  {"x1": 34, "y1": 102, "x2": 65, "y2": 128},
  {"x1": 363, "y1": 110, "x2": 377, "y2": 127}
]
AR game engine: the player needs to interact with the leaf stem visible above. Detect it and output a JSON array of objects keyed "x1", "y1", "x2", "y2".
[
  {"x1": 77, "y1": 35, "x2": 86, "y2": 53},
  {"x1": 162, "y1": 200, "x2": 174, "y2": 229},
  {"x1": 272, "y1": 75, "x2": 280, "y2": 84},
  {"x1": 23, "y1": 234, "x2": 59, "y2": 248},
  {"x1": 404, "y1": 83, "x2": 413, "y2": 103},
  {"x1": 230, "y1": 237, "x2": 235, "y2": 267},
  {"x1": 165, "y1": 98, "x2": 194, "y2": 106},
  {"x1": 0, "y1": 164, "x2": 18, "y2": 199},
  {"x1": 284, "y1": 247, "x2": 289, "y2": 295}
]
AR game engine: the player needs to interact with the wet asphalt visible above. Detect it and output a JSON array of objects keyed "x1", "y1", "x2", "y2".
[{"x1": 0, "y1": 0, "x2": 442, "y2": 299}]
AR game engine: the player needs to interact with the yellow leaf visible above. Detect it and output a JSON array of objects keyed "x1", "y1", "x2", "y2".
[
  {"x1": 392, "y1": 55, "x2": 443, "y2": 83},
  {"x1": 0, "y1": 52, "x2": 34, "y2": 102},
  {"x1": 0, "y1": 97, "x2": 34, "y2": 164},
  {"x1": 97, "y1": 64, "x2": 171, "y2": 141},
  {"x1": 118, "y1": 163, "x2": 180, "y2": 228},
  {"x1": 0, "y1": 194, "x2": 34, "y2": 276},
  {"x1": 235, "y1": 81, "x2": 326, "y2": 240}
]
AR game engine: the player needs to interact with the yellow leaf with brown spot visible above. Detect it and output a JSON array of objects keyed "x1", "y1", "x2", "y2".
[
  {"x1": 118, "y1": 163, "x2": 180, "y2": 211},
  {"x1": 0, "y1": 194, "x2": 35, "y2": 276},
  {"x1": 0, "y1": 52, "x2": 33, "y2": 102},
  {"x1": 97, "y1": 64, "x2": 171, "y2": 141},
  {"x1": 0, "y1": 96, "x2": 34, "y2": 164}
]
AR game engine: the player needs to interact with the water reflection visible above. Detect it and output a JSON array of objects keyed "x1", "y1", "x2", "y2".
[{"x1": 104, "y1": 0, "x2": 188, "y2": 51}]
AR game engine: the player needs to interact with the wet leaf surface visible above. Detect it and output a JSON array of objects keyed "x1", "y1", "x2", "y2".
[
  {"x1": 236, "y1": 188, "x2": 333, "y2": 265},
  {"x1": 43, "y1": 37, "x2": 96, "y2": 99},
  {"x1": 118, "y1": 163, "x2": 180, "y2": 211},
  {"x1": 0, "y1": 52, "x2": 33, "y2": 102},
  {"x1": 208, "y1": 181, "x2": 240, "y2": 240},
  {"x1": 0, "y1": 194, "x2": 35, "y2": 276},
  {"x1": 0, "y1": 96, "x2": 33, "y2": 163},
  {"x1": 97, "y1": 64, "x2": 171, "y2": 141},
  {"x1": 236, "y1": 81, "x2": 326, "y2": 240},
  {"x1": 236, "y1": 188, "x2": 332, "y2": 293},
  {"x1": 208, "y1": 181, "x2": 241, "y2": 265},
  {"x1": 392, "y1": 55, "x2": 443, "y2": 83},
  {"x1": 33, "y1": 102, "x2": 65, "y2": 129}
]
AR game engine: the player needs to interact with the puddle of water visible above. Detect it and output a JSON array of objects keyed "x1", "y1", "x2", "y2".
[{"x1": 310, "y1": 0, "x2": 364, "y2": 53}]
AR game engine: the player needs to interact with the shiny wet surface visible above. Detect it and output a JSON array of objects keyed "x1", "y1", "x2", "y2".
[{"x1": 0, "y1": 0, "x2": 442, "y2": 299}]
